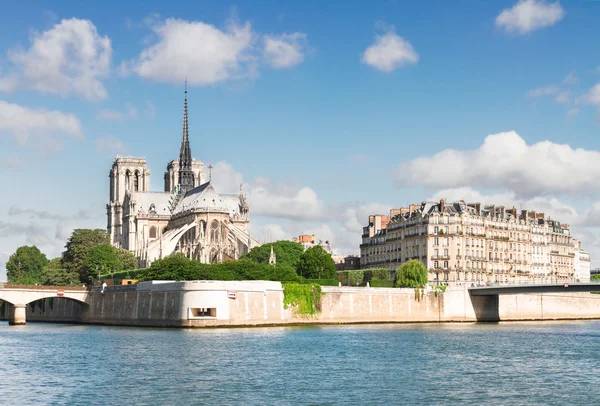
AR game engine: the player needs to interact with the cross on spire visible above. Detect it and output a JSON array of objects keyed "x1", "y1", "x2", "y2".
[{"x1": 208, "y1": 164, "x2": 214, "y2": 182}]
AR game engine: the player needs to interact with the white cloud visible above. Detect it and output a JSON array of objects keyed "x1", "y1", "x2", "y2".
[
  {"x1": 96, "y1": 103, "x2": 138, "y2": 121},
  {"x1": 0, "y1": 100, "x2": 83, "y2": 147},
  {"x1": 495, "y1": 0, "x2": 565, "y2": 35},
  {"x1": 526, "y1": 85, "x2": 558, "y2": 98},
  {"x1": 563, "y1": 72, "x2": 578, "y2": 85},
  {"x1": 209, "y1": 161, "x2": 390, "y2": 254},
  {"x1": 96, "y1": 135, "x2": 125, "y2": 154},
  {"x1": 580, "y1": 83, "x2": 600, "y2": 106},
  {"x1": 263, "y1": 32, "x2": 308, "y2": 68},
  {"x1": 397, "y1": 131, "x2": 600, "y2": 198},
  {"x1": 362, "y1": 30, "x2": 418, "y2": 72},
  {"x1": 554, "y1": 91, "x2": 570, "y2": 104},
  {"x1": 211, "y1": 161, "x2": 326, "y2": 221},
  {"x1": 1, "y1": 18, "x2": 111, "y2": 102},
  {"x1": 567, "y1": 108, "x2": 579, "y2": 117},
  {"x1": 125, "y1": 18, "x2": 257, "y2": 85}
]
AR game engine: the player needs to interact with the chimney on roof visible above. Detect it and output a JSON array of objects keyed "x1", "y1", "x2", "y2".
[
  {"x1": 440, "y1": 198, "x2": 445, "y2": 213},
  {"x1": 511, "y1": 207, "x2": 517, "y2": 219},
  {"x1": 521, "y1": 209, "x2": 527, "y2": 221},
  {"x1": 474, "y1": 202, "x2": 481, "y2": 215},
  {"x1": 409, "y1": 204, "x2": 418, "y2": 216}
]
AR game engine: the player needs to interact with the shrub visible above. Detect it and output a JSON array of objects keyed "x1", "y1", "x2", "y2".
[
  {"x1": 395, "y1": 260, "x2": 428, "y2": 288},
  {"x1": 370, "y1": 268, "x2": 392, "y2": 281},
  {"x1": 369, "y1": 280, "x2": 394, "y2": 288},
  {"x1": 347, "y1": 270, "x2": 365, "y2": 285}
]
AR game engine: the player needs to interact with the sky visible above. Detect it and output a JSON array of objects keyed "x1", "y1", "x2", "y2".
[{"x1": 1, "y1": 0, "x2": 600, "y2": 280}]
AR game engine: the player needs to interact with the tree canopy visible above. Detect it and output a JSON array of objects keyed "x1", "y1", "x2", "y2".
[
  {"x1": 41, "y1": 258, "x2": 81, "y2": 286},
  {"x1": 137, "y1": 252, "x2": 300, "y2": 283},
  {"x1": 242, "y1": 240, "x2": 305, "y2": 277},
  {"x1": 6, "y1": 246, "x2": 48, "y2": 284},
  {"x1": 395, "y1": 260, "x2": 428, "y2": 287},
  {"x1": 82, "y1": 243, "x2": 122, "y2": 283},
  {"x1": 116, "y1": 248, "x2": 138, "y2": 271},
  {"x1": 61, "y1": 229, "x2": 109, "y2": 279},
  {"x1": 297, "y1": 245, "x2": 336, "y2": 279}
]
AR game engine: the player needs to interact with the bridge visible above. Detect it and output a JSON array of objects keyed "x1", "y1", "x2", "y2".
[
  {"x1": 0, "y1": 284, "x2": 90, "y2": 325},
  {"x1": 469, "y1": 283, "x2": 600, "y2": 296}
]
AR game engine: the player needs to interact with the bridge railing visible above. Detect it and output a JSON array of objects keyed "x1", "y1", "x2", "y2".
[{"x1": 0, "y1": 284, "x2": 89, "y2": 291}]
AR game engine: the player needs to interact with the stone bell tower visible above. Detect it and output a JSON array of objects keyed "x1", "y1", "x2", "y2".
[{"x1": 107, "y1": 156, "x2": 150, "y2": 248}]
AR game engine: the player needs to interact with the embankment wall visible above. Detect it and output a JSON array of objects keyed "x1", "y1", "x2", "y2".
[{"x1": 3, "y1": 281, "x2": 600, "y2": 327}]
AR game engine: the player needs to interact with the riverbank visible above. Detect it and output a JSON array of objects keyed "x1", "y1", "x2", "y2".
[{"x1": 3, "y1": 280, "x2": 600, "y2": 327}]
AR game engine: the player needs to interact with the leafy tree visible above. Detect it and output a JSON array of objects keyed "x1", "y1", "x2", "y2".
[
  {"x1": 81, "y1": 243, "x2": 121, "y2": 283},
  {"x1": 137, "y1": 253, "x2": 300, "y2": 283},
  {"x1": 138, "y1": 253, "x2": 197, "y2": 281},
  {"x1": 297, "y1": 245, "x2": 336, "y2": 279},
  {"x1": 41, "y1": 258, "x2": 81, "y2": 286},
  {"x1": 61, "y1": 229, "x2": 109, "y2": 278},
  {"x1": 395, "y1": 260, "x2": 428, "y2": 288},
  {"x1": 6, "y1": 246, "x2": 48, "y2": 284},
  {"x1": 243, "y1": 241, "x2": 305, "y2": 277},
  {"x1": 116, "y1": 248, "x2": 138, "y2": 271}
]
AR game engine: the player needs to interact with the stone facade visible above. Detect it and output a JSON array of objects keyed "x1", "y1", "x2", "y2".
[
  {"x1": 106, "y1": 89, "x2": 259, "y2": 267},
  {"x1": 360, "y1": 200, "x2": 591, "y2": 284}
]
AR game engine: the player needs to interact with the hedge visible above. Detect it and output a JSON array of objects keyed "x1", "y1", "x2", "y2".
[{"x1": 369, "y1": 280, "x2": 394, "y2": 288}]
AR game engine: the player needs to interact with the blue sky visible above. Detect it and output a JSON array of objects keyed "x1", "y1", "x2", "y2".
[{"x1": 1, "y1": 0, "x2": 600, "y2": 279}]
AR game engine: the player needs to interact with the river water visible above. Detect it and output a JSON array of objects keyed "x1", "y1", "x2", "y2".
[{"x1": 0, "y1": 321, "x2": 599, "y2": 405}]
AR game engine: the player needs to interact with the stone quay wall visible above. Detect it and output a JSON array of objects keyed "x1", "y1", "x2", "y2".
[{"x1": 3, "y1": 281, "x2": 600, "y2": 327}]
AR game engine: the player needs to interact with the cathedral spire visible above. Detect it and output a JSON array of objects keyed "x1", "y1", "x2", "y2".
[{"x1": 178, "y1": 79, "x2": 195, "y2": 194}]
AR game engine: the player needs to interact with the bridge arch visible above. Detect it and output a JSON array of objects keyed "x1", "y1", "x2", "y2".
[{"x1": 0, "y1": 287, "x2": 90, "y2": 325}]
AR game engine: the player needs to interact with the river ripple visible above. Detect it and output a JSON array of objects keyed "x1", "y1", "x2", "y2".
[{"x1": 1, "y1": 321, "x2": 599, "y2": 405}]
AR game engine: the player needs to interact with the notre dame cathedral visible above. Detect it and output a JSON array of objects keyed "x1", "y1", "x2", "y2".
[{"x1": 106, "y1": 87, "x2": 259, "y2": 267}]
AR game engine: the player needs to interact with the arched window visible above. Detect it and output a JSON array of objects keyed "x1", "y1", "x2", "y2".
[
  {"x1": 210, "y1": 220, "x2": 220, "y2": 242},
  {"x1": 125, "y1": 170, "x2": 131, "y2": 190},
  {"x1": 149, "y1": 226, "x2": 157, "y2": 239},
  {"x1": 134, "y1": 171, "x2": 140, "y2": 192}
]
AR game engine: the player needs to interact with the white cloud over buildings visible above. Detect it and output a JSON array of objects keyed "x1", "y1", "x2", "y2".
[
  {"x1": 495, "y1": 0, "x2": 565, "y2": 35},
  {"x1": 397, "y1": 131, "x2": 600, "y2": 199}
]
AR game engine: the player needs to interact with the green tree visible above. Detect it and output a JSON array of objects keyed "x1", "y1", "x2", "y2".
[
  {"x1": 395, "y1": 260, "x2": 428, "y2": 288},
  {"x1": 116, "y1": 248, "x2": 138, "y2": 271},
  {"x1": 41, "y1": 258, "x2": 81, "y2": 286},
  {"x1": 81, "y1": 243, "x2": 121, "y2": 283},
  {"x1": 137, "y1": 253, "x2": 196, "y2": 281},
  {"x1": 244, "y1": 241, "x2": 304, "y2": 265},
  {"x1": 297, "y1": 245, "x2": 336, "y2": 279},
  {"x1": 61, "y1": 229, "x2": 109, "y2": 279},
  {"x1": 6, "y1": 246, "x2": 48, "y2": 284}
]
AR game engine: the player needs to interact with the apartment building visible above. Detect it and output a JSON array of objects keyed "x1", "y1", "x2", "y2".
[{"x1": 360, "y1": 199, "x2": 589, "y2": 284}]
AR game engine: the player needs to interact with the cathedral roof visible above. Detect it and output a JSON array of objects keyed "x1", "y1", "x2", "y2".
[
  {"x1": 173, "y1": 182, "x2": 240, "y2": 215},
  {"x1": 131, "y1": 191, "x2": 171, "y2": 216}
]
